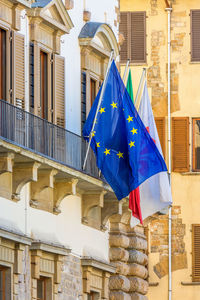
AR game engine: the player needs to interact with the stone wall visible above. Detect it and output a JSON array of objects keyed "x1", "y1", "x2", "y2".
[
  {"x1": 58, "y1": 254, "x2": 82, "y2": 300},
  {"x1": 109, "y1": 214, "x2": 148, "y2": 300},
  {"x1": 149, "y1": 206, "x2": 187, "y2": 279}
]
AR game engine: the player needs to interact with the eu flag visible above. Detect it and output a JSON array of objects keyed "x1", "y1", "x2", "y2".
[{"x1": 83, "y1": 61, "x2": 167, "y2": 200}]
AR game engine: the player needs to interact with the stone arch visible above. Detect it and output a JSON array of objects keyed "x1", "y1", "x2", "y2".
[{"x1": 79, "y1": 22, "x2": 119, "y2": 58}]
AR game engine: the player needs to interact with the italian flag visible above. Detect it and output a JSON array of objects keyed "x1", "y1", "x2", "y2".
[{"x1": 126, "y1": 70, "x2": 143, "y2": 224}]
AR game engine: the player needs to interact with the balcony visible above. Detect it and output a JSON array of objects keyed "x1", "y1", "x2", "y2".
[{"x1": 0, "y1": 99, "x2": 99, "y2": 180}]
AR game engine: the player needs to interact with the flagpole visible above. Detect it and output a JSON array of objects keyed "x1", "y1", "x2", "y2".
[
  {"x1": 122, "y1": 59, "x2": 130, "y2": 85},
  {"x1": 134, "y1": 68, "x2": 146, "y2": 108},
  {"x1": 82, "y1": 50, "x2": 114, "y2": 171}
]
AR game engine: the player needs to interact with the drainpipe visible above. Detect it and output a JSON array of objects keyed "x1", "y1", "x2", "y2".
[{"x1": 165, "y1": 5, "x2": 172, "y2": 300}]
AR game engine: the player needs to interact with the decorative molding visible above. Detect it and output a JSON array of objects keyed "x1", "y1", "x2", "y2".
[
  {"x1": 30, "y1": 169, "x2": 58, "y2": 212},
  {"x1": 101, "y1": 198, "x2": 123, "y2": 227},
  {"x1": 0, "y1": 228, "x2": 31, "y2": 245},
  {"x1": 30, "y1": 242, "x2": 71, "y2": 256},
  {"x1": 40, "y1": 258, "x2": 54, "y2": 274},
  {"x1": 53, "y1": 178, "x2": 78, "y2": 213},
  {"x1": 12, "y1": 162, "x2": 40, "y2": 201},
  {"x1": 82, "y1": 258, "x2": 113, "y2": 298},
  {"x1": 0, "y1": 153, "x2": 14, "y2": 174},
  {"x1": 81, "y1": 257, "x2": 116, "y2": 274},
  {"x1": 27, "y1": 0, "x2": 73, "y2": 53},
  {"x1": 82, "y1": 191, "x2": 106, "y2": 230}
]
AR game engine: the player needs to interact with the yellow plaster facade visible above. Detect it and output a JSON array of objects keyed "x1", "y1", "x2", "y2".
[{"x1": 120, "y1": 0, "x2": 200, "y2": 299}]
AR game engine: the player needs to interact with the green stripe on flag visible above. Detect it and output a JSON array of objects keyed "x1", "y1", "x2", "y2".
[{"x1": 126, "y1": 70, "x2": 134, "y2": 103}]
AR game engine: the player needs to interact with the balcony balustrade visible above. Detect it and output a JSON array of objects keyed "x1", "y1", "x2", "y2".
[{"x1": 0, "y1": 99, "x2": 100, "y2": 179}]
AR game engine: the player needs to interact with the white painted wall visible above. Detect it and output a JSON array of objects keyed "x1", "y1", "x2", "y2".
[{"x1": 0, "y1": 184, "x2": 109, "y2": 261}]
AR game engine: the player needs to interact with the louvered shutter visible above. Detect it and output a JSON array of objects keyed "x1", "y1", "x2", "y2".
[
  {"x1": 53, "y1": 55, "x2": 65, "y2": 128},
  {"x1": 119, "y1": 12, "x2": 128, "y2": 63},
  {"x1": 155, "y1": 117, "x2": 166, "y2": 159},
  {"x1": 191, "y1": 10, "x2": 200, "y2": 62},
  {"x1": 13, "y1": 32, "x2": 25, "y2": 109},
  {"x1": 172, "y1": 117, "x2": 189, "y2": 172},
  {"x1": 192, "y1": 224, "x2": 200, "y2": 281},
  {"x1": 130, "y1": 12, "x2": 146, "y2": 63},
  {"x1": 81, "y1": 71, "x2": 86, "y2": 130}
]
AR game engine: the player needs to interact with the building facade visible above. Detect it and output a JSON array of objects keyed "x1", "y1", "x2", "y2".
[
  {"x1": 119, "y1": 0, "x2": 200, "y2": 299},
  {"x1": 0, "y1": 0, "x2": 150, "y2": 299}
]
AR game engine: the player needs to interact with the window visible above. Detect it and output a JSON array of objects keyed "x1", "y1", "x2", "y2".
[
  {"x1": 172, "y1": 117, "x2": 189, "y2": 172},
  {"x1": 0, "y1": 267, "x2": 6, "y2": 300},
  {"x1": 192, "y1": 224, "x2": 200, "y2": 281},
  {"x1": 192, "y1": 118, "x2": 200, "y2": 171},
  {"x1": 119, "y1": 12, "x2": 146, "y2": 63},
  {"x1": 40, "y1": 51, "x2": 48, "y2": 120},
  {"x1": 155, "y1": 117, "x2": 166, "y2": 159},
  {"x1": 37, "y1": 277, "x2": 49, "y2": 300},
  {"x1": 87, "y1": 291, "x2": 100, "y2": 300},
  {"x1": 0, "y1": 266, "x2": 11, "y2": 300},
  {"x1": 0, "y1": 28, "x2": 6, "y2": 100},
  {"x1": 191, "y1": 10, "x2": 200, "y2": 62},
  {"x1": 30, "y1": 44, "x2": 65, "y2": 127},
  {"x1": 90, "y1": 78, "x2": 97, "y2": 107}
]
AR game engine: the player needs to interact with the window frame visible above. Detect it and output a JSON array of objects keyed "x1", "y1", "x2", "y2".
[
  {"x1": 0, "y1": 267, "x2": 6, "y2": 300},
  {"x1": 192, "y1": 224, "x2": 200, "y2": 282},
  {"x1": 40, "y1": 50, "x2": 49, "y2": 121},
  {"x1": 192, "y1": 118, "x2": 200, "y2": 171},
  {"x1": 190, "y1": 9, "x2": 200, "y2": 62},
  {"x1": 120, "y1": 11, "x2": 146, "y2": 64}
]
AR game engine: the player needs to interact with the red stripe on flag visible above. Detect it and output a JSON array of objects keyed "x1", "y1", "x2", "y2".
[{"x1": 129, "y1": 188, "x2": 143, "y2": 225}]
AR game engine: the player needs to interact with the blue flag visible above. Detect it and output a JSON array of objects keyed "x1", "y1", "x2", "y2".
[{"x1": 83, "y1": 61, "x2": 167, "y2": 200}]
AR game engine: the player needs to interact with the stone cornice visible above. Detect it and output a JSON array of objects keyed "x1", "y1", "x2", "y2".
[
  {"x1": 81, "y1": 256, "x2": 116, "y2": 274},
  {"x1": 0, "y1": 227, "x2": 32, "y2": 245},
  {"x1": 27, "y1": 0, "x2": 73, "y2": 35},
  {"x1": 30, "y1": 241, "x2": 71, "y2": 256}
]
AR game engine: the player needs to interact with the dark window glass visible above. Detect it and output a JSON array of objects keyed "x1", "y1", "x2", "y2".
[
  {"x1": 0, "y1": 28, "x2": 6, "y2": 100},
  {"x1": 40, "y1": 51, "x2": 48, "y2": 120},
  {"x1": 90, "y1": 78, "x2": 96, "y2": 107}
]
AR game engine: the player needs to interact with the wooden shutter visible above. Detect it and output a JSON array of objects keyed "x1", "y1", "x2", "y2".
[
  {"x1": 155, "y1": 117, "x2": 166, "y2": 159},
  {"x1": 119, "y1": 12, "x2": 128, "y2": 63},
  {"x1": 130, "y1": 12, "x2": 146, "y2": 63},
  {"x1": 172, "y1": 117, "x2": 189, "y2": 172},
  {"x1": 191, "y1": 10, "x2": 200, "y2": 62},
  {"x1": 192, "y1": 224, "x2": 200, "y2": 281},
  {"x1": 13, "y1": 32, "x2": 25, "y2": 109},
  {"x1": 81, "y1": 71, "x2": 86, "y2": 130},
  {"x1": 53, "y1": 55, "x2": 65, "y2": 128}
]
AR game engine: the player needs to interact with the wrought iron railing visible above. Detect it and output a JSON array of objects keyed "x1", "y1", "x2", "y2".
[{"x1": 0, "y1": 99, "x2": 100, "y2": 179}]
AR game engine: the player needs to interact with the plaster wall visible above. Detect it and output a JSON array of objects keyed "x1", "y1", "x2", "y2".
[{"x1": 0, "y1": 183, "x2": 109, "y2": 261}]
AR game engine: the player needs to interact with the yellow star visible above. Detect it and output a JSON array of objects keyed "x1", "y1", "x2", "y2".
[
  {"x1": 127, "y1": 115, "x2": 133, "y2": 123},
  {"x1": 131, "y1": 128, "x2": 138, "y2": 135},
  {"x1": 117, "y1": 151, "x2": 124, "y2": 158},
  {"x1": 91, "y1": 131, "x2": 96, "y2": 137},
  {"x1": 104, "y1": 148, "x2": 110, "y2": 155},
  {"x1": 129, "y1": 141, "x2": 135, "y2": 148},
  {"x1": 111, "y1": 102, "x2": 117, "y2": 108},
  {"x1": 96, "y1": 142, "x2": 100, "y2": 148},
  {"x1": 99, "y1": 107, "x2": 105, "y2": 114}
]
